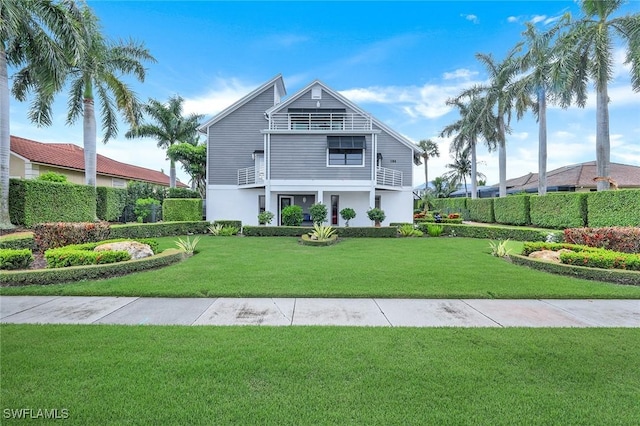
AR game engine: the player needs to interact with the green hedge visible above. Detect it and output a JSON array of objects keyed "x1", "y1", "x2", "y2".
[
  {"x1": 587, "y1": 190, "x2": 640, "y2": 227},
  {"x1": 9, "y1": 179, "x2": 96, "y2": 227},
  {"x1": 466, "y1": 199, "x2": 495, "y2": 223},
  {"x1": 440, "y1": 223, "x2": 560, "y2": 242},
  {"x1": 494, "y1": 196, "x2": 530, "y2": 226},
  {"x1": 529, "y1": 193, "x2": 588, "y2": 229},
  {"x1": 0, "y1": 249, "x2": 34, "y2": 270},
  {"x1": 213, "y1": 220, "x2": 243, "y2": 230},
  {"x1": 109, "y1": 221, "x2": 210, "y2": 239},
  {"x1": 0, "y1": 235, "x2": 34, "y2": 250},
  {"x1": 96, "y1": 187, "x2": 128, "y2": 222},
  {"x1": 242, "y1": 226, "x2": 399, "y2": 238},
  {"x1": 431, "y1": 198, "x2": 467, "y2": 213},
  {"x1": 168, "y1": 188, "x2": 200, "y2": 198},
  {"x1": 0, "y1": 249, "x2": 184, "y2": 286},
  {"x1": 163, "y1": 198, "x2": 203, "y2": 222}
]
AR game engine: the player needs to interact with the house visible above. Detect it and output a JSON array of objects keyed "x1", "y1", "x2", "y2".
[
  {"x1": 9, "y1": 135, "x2": 186, "y2": 188},
  {"x1": 198, "y1": 74, "x2": 422, "y2": 226}
]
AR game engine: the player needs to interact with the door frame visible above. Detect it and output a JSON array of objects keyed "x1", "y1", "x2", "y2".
[{"x1": 278, "y1": 195, "x2": 294, "y2": 225}]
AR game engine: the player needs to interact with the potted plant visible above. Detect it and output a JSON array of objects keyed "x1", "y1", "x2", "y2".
[
  {"x1": 366, "y1": 207, "x2": 386, "y2": 227},
  {"x1": 258, "y1": 211, "x2": 274, "y2": 225},
  {"x1": 339, "y1": 207, "x2": 356, "y2": 227}
]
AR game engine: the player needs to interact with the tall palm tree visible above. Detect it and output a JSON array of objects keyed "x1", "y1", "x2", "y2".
[
  {"x1": 553, "y1": 0, "x2": 640, "y2": 191},
  {"x1": 417, "y1": 139, "x2": 439, "y2": 193},
  {"x1": 431, "y1": 176, "x2": 456, "y2": 199},
  {"x1": 1, "y1": 0, "x2": 84, "y2": 228},
  {"x1": 443, "y1": 147, "x2": 486, "y2": 197},
  {"x1": 63, "y1": 5, "x2": 155, "y2": 187},
  {"x1": 126, "y1": 95, "x2": 203, "y2": 188}
]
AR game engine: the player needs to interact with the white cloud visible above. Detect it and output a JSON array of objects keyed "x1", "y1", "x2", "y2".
[
  {"x1": 507, "y1": 16, "x2": 520, "y2": 23},
  {"x1": 182, "y1": 77, "x2": 257, "y2": 116},
  {"x1": 530, "y1": 15, "x2": 547, "y2": 24},
  {"x1": 443, "y1": 68, "x2": 478, "y2": 80},
  {"x1": 461, "y1": 14, "x2": 478, "y2": 24}
]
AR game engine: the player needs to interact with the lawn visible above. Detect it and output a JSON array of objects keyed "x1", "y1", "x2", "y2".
[
  {"x1": 1, "y1": 325, "x2": 639, "y2": 425},
  {"x1": 2, "y1": 236, "x2": 640, "y2": 298}
]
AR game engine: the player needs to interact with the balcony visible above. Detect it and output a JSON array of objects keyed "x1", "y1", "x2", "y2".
[
  {"x1": 376, "y1": 167, "x2": 403, "y2": 187},
  {"x1": 237, "y1": 166, "x2": 265, "y2": 186},
  {"x1": 269, "y1": 112, "x2": 372, "y2": 131}
]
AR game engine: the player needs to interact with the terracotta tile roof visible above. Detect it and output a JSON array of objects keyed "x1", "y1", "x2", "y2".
[
  {"x1": 10, "y1": 135, "x2": 187, "y2": 187},
  {"x1": 505, "y1": 161, "x2": 640, "y2": 191}
]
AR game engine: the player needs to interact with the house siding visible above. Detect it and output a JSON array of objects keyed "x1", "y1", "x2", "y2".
[
  {"x1": 207, "y1": 86, "x2": 275, "y2": 185},
  {"x1": 284, "y1": 87, "x2": 360, "y2": 113},
  {"x1": 374, "y1": 125, "x2": 412, "y2": 186}
]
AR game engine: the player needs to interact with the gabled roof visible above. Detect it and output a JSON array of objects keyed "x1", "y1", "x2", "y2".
[
  {"x1": 10, "y1": 135, "x2": 186, "y2": 187},
  {"x1": 266, "y1": 79, "x2": 423, "y2": 156},
  {"x1": 197, "y1": 74, "x2": 286, "y2": 133}
]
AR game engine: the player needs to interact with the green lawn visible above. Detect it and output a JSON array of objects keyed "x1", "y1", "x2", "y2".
[
  {"x1": 1, "y1": 325, "x2": 639, "y2": 425},
  {"x1": 2, "y1": 236, "x2": 640, "y2": 298}
]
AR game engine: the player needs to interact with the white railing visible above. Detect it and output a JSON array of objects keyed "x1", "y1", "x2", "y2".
[
  {"x1": 269, "y1": 113, "x2": 372, "y2": 131},
  {"x1": 376, "y1": 167, "x2": 403, "y2": 187},
  {"x1": 237, "y1": 166, "x2": 265, "y2": 186}
]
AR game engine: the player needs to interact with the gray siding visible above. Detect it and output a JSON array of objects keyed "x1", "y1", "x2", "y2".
[
  {"x1": 270, "y1": 134, "x2": 372, "y2": 180},
  {"x1": 374, "y1": 125, "x2": 413, "y2": 186},
  {"x1": 207, "y1": 86, "x2": 274, "y2": 185},
  {"x1": 284, "y1": 88, "x2": 359, "y2": 113}
]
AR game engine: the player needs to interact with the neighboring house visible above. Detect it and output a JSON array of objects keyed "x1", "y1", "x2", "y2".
[
  {"x1": 198, "y1": 74, "x2": 422, "y2": 226},
  {"x1": 9, "y1": 135, "x2": 186, "y2": 188}
]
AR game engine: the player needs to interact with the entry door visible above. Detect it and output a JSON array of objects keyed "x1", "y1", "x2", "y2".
[{"x1": 279, "y1": 196, "x2": 293, "y2": 225}]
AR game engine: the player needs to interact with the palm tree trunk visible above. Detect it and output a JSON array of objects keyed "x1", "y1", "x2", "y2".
[
  {"x1": 596, "y1": 83, "x2": 611, "y2": 191},
  {"x1": 470, "y1": 137, "x2": 478, "y2": 199},
  {"x1": 0, "y1": 48, "x2": 14, "y2": 228},
  {"x1": 169, "y1": 158, "x2": 176, "y2": 188},
  {"x1": 498, "y1": 117, "x2": 507, "y2": 197},
  {"x1": 83, "y1": 97, "x2": 97, "y2": 187},
  {"x1": 538, "y1": 87, "x2": 547, "y2": 196}
]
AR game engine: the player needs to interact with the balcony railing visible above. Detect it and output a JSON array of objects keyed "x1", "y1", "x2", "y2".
[
  {"x1": 376, "y1": 167, "x2": 403, "y2": 187},
  {"x1": 237, "y1": 166, "x2": 265, "y2": 186},
  {"x1": 269, "y1": 113, "x2": 372, "y2": 131}
]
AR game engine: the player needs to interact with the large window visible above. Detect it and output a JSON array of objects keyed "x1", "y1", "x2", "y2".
[{"x1": 327, "y1": 136, "x2": 365, "y2": 167}]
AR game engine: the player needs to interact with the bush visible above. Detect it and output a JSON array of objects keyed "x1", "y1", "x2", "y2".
[
  {"x1": 466, "y1": 199, "x2": 495, "y2": 223},
  {"x1": 33, "y1": 222, "x2": 111, "y2": 252},
  {"x1": 397, "y1": 224, "x2": 423, "y2": 237},
  {"x1": 529, "y1": 192, "x2": 588, "y2": 229},
  {"x1": 521, "y1": 242, "x2": 600, "y2": 256},
  {"x1": 96, "y1": 187, "x2": 128, "y2": 222},
  {"x1": 0, "y1": 235, "x2": 34, "y2": 250},
  {"x1": 213, "y1": 220, "x2": 242, "y2": 230},
  {"x1": 417, "y1": 217, "x2": 464, "y2": 225},
  {"x1": 168, "y1": 187, "x2": 200, "y2": 198},
  {"x1": 435, "y1": 223, "x2": 560, "y2": 242},
  {"x1": 430, "y1": 198, "x2": 467, "y2": 213},
  {"x1": 45, "y1": 247, "x2": 131, "y2": 268},
  {"x1": 560, "y1": 249, "x2": 640, "y2": 271},
  {"x1": 242, "y1": 226, "x2": 398, "y2": 238},
  {"x1": 258, "y1": 211, "x2": 275, "y2": 225},
  {"x1": 163, "y1": 198, "x2": 203, "y2": 222},
  {"x1": 281, "y1": 205, "x2": 303, "y2": 226},
  {"x1": 9, "y1": 179, "x2": 96, "y2": 227},
  {"x1": 425, "y1": 224, "x2": 444, "y2": 237},
  {"x1": 564, "y1": 227, "x2": 640, "y2": 254},
  {"x1": 0, "y1": 249, "x2": 34, "y2": 270},
  {"x1": 494, "y1": 195, "x2": 530, "y2": 226},
  {"x1": 587, "y1": 190, "x2": 640, "y2": 227},
  {"x1": 366, "y1": 207, "x2": 386, "y2": 224},
  {"x1": 309, "y1": 203, "x2": 328, "y2": 225},
  {"x1": 109, "y1": 222, "x2": 210, "y2": 239},
  {"x1": 36, "y1": 172, "x2": 67, "y2": 183},
  {"x1": 340, "y1": 208, "x2": 356, "y2": 226},
  {"x1": 134, "y1": 198, "x2": 161, "y2": 223}
]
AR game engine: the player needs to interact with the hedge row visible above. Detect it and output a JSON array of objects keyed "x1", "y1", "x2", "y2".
[
  {"x1": 440, "y1": 223, "x2": 562, "y2": 242},
  {"x1": 564, "y1": 227, "x2": 640, "y2": 254},
  {"x1": 163, "y1": 198, "x2": 203, "y2": 222},
  {"x1": 529, "y1": 193, "x2": 588, "y2": 229},
  {"x1": 109, "y1": 221, "x2": 210, "y2": 239},
  {"x1": 34, "y1": 222, "x2": 111, "y2": 252},
  {"x1": 0, "y1": 249, "x2": 185, "y2": 287},
  {"x1": 467, "y1": 199, "x2": 495, "y2": 223},
  {"x1": 494, "y1": 196, "x2": 530, "y2": 226},
  {"x1": 0, "y1": 235, "x2": 34, "y2": 250},
  {"x1": 96, "y1": 187, "x2": 128, "y2": 222},
  {"x1": 0, "y1": 249, "x2": 34, "y2": 270},
  {"x1": 430, "y1": 198, "x2": 468, "y2": 213},
  {"x1": 242, "y1": 226, "x2": 399, "y2": 238},
  {"x1": 587, "y1": 190, "x2": 640, "y2": 227}
]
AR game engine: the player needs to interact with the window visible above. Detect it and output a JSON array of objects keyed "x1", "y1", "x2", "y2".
[
  {"x1": 375, "y1": 195, "x2": 381, "y2": 209},
  {"x1": 311, "y1": 86, "x2": 322, "y2": 99},
  {"x1": 327, "y1": 136, "x2": 365, "y2": 167},
  {"x1": 112, "y1": 178, "x2": 126, "y2": 188},
  {"x1": 331, "y1": 195, "x2": 339, "y2": 225},
  {"x1": 258, "y1": 195, "x2": 265, "y2": 213}
]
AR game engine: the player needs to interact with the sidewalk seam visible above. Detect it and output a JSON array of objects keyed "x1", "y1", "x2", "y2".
[{"x1": 460, "y1": 299, "x2": 504, "y2": 328}]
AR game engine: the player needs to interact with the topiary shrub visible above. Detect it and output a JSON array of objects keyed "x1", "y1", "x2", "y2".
[
  {"x1": 529, "y1": 192, "x2": 588, "y2": 229},
  {"x1": 96, "y1": 187, "x2": 128, "y2": 222},
  {"x1": 339, "y1": 207, "x2": 356, "y2": 227},
  {"x1": 309, "y1": 203, "x2": 328, "y2": 225},
  {"x1": 587, "y1": 190, "x2": 640, "y2": 227},
  {"x1": 0, "y1": 249, "x2": 34, "y2": 270},
  {"x1": 494, "y1": 195, "x2": 530, "y2": 226},
  {"x1": 466, "y1": 198, "x2": 495, "y2": 223},
  {"x1": 163, "y1": 198, "x2": 203, "y2": 222},
  {"x1": 33, "y1": 222, "x2": 111, "y2": 252},
  {"x1": 564, "y1": 227, "x2": 640, "y2": 254},
  {"x1": 281, "y1": 205, "x2": 303, "y2": 226}
]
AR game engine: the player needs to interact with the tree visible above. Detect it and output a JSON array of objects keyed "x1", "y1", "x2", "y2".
[
  {"x1": 431, "y1": 176, "x2": 456, "y2": 198},
  {"x1": 554, "y1": 0, "x2": 640, "y2": 191},
  {"x1": 1, "y1": 0, "x2": 83, "y2": 228},
  {"x1": 126, "y1": 95, "x2": 202, "y2": 188},
  {"x1": 443, "y1": 147, "x2": 486, "y2": 197},
  {"x1": 166, "y1": 141, "x2": 206, "y2": 198},
  {"x1": 62, "y1": 5, "x2": 155, "y2": 187},
  {"x1": 416, "y1": 139, "x2": 439, "y2": 192}
]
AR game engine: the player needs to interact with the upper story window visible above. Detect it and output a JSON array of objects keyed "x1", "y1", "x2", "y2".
[{"x1": 327, "y1": 136, "x2": 365, "y2": 167}]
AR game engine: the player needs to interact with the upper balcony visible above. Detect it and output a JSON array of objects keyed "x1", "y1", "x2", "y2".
[{"x1": 269, "y1": 112, "x2": 372, "y2": 132}]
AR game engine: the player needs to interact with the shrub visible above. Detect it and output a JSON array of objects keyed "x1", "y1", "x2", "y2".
[
  {"x1": 447, "y1": 213, "x2": 460, "y2": 219},
  {"x1": 309, "y1": 224, "x2": 336, "y2": 240},
  {"x1": 45, "y1": 247, "x2": 131, "y2": 268},
  {"x1": 96, "y1": 187, "x2": 128, "y2": 222},
  {"x1": 520, "y1": 242, "x2": 599, "y2": 256},
  {"x1": 398, "y1": 224, "x2": 423, "y2": 237},
  {"x1": 417, "y1": 217, "x2": 464, "y2": 225},
  {"x1": 109, "y1": 221, "x2": 210, "y2": 239},
  {"x1": 339, "y1": 208, "x2": 356, "y2": 226},
  {"x1": 466, "y1": 199, "x2": 495, "y2": 223},
  {"x1": 175, "y1": 236, "x2": 201, "y2": 255},
  {"x1": 0, "y1": 249, "x2": 34, "y2": 270},
  {"x1": 587, "y1": 190, "x2": 640, "y2": 227},
  {"x1": 281, "y1": 205, "x2": 303, "y2": 226},
  {"x1": 564, "y1": 227, "x2": 640, "y2": 254},
  {"x1": 258, "y1": 211, "x2": 274, "y2": 225},
  {"x1": 489, "y1": 240, "x2": 512, "y2": 257},
  {"x1": 494, "y1": 195, "x2": 530, "y2": 226},
  {"x1": 36, "y1": 172, "x2": 67, "y2": 183},
  {"x1": 430, "y1": 198, "x2": 467, "y2": 213},
  {"x1": 425, "y1": 224, "x2": 444, "y2": 237},
  {"x1": 366, "y1": 207, "x2": 386, "y2": 224},
  {"x1": 33, "y1": 222, "x2": 111, "y2": 252},
  {"x1": 134, "y1": 197, "x2": 161, "y2": 223},
  {"x1": 529, "y1": 192, "x2": 588, "y2": 229},
  {"x1": 242, "y1": 226, "x2": 398, "y2": 238},
  {"x1": 168, "y1": 187, "x2": 200, "y2": 198},
  {"x1": 213, "y1": 220, "x2": 242, "y2": 230},
  {"x1": 560, "y1": 249, "x2": 640, "y2": 271},
  {"x1": 0, "y1": 235, "x2": 34, "y2": 250},
  {"x1": 9, "y1": 179, "x2": 96, "y2": 227},
  {"x1": 436, "y1": 223, "x2": 561, "y2": 242},
  {"x1": 163, "y1": 198, "x2": 203, "y2": 222},
  {"x1": 309, "y1": 203, "x2": 328, "y2": 225}
]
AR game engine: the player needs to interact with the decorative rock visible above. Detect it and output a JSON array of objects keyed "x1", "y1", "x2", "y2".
[
  {"x1": 528, "y1": 249, "x2": 572, "y2": 263},
  {"x1": 94, "y1": 241, "x2": 154, "y2": 260}
]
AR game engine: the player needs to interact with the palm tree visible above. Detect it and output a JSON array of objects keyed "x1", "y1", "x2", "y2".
[
  {"x1": 166, "y1": 140, "x2": 206, "y2": 197},
  {"x1": 126, "y1": 96, "x2": 203, "y2": 188},
  {"x1": 431, "y1": 176, "x2": 456, "y2": 199},
  {"x1": 443, "y1": 147, "x2": 486, "y2": 197},
  {"x1": 63, "y1": 5, "x2": 155, "y2": 187},
  {"x1": 416, "y1": 139, "x2": 439, "y2": 193},
  {"x1": 553, "y1": 0, "x2": 640, "y2": 191},
  {"x1": 1, "y1": 0, "x2": 84, "y2": 228}
]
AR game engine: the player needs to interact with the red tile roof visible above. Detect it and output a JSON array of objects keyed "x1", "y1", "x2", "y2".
[{"x1": 10, "y1": 135, "x2": 187, "y2": 187}]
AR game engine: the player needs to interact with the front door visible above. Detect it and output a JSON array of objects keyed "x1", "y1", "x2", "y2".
[{"x1": 279, "y1": 196, "x2": 293, "y2": 225}]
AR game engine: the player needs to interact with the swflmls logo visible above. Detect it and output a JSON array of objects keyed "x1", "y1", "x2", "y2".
[{"x1": 3, "y1": 408, "x2": 69, "y2": 419}]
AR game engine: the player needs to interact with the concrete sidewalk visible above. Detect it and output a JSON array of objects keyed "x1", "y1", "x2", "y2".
[{"x1": 1, "y1": 296, "x2": 638, "y2": 327}]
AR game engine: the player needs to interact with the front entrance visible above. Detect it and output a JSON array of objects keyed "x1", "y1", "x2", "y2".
[
  {"x1": 278, "y1": 194, "x2": 315, "y2": 225},
  {"x1": 279, "y1": 196, "x2": 293, "y2": 225}
]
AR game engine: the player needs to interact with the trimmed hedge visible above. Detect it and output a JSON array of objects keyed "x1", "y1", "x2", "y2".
[
  {"x1": 494, "y1": 195, "x2": 530, "y2": 226},
  {"x1": 0, "y1": 249, "x2": 34, "y2": 270},
  {"x1": 564, "y1": 227, "x2": 640, "y2": 254},
  {"x1": 43, "y1": 238, "x2": 159, "y2": 268},
  {"x1": 560, "y1": 249, "x2": 640, "y2": 271},
  {"x1": 213, "y1": 220, "x2": 243, "y2": 230},
  {"x1": 466, "y1": 199, "x2": 495, "y2": 223},
  {"x1": 0, "y1": 235, "x2": 34, "y2": 250},
  {"x1": 109, "y1": 221, "x2": 210, "y2": 239},
  {"x1": 9, "y1": 179, "x2": 96, "y2": 227},
  {"x1": 243, "y1": 226, "x2": 399, "y2": 238},
  {"x1": 163, "y1": 198, "x2": 203, "y2": 222},
  {"x1": 521, "y1": 242, "x2": 599, "y2": 256},
  {"x1": 96, "y1": 187, "x2": 128, "y2": 222},
  {"x1": 167, "y1": 188, "x2": 200, "y2": 198},
  {"x1": 529, "y1": 193, "x2": 588, "y2": 229},
  {"x1": 587, "y1": 190, "x2": 640, "y2": 227},
  {"x1": 34, "y1": 222, "x2": 111, "y2": 252},
  {"x1": 0, "y1": 249, "x2": 185, "y2": 287},
  {"x1": 440, "y1": 223, "x2": 561, "y2": 242},
  {"x1": 431, "y1": 198, "x2": 467, "y2": 213}
]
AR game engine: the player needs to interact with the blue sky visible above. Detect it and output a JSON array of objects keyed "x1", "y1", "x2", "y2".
[{"x1": 9, "y1": 0, "x2": 640, "y2": 187}]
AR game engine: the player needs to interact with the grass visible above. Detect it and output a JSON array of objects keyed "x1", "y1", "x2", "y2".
[
  {"x1": 2, "y1": 236, "x2": 640, "y2": 298},
  {"x1": 1, "y1": 325, "x2": 639, "y2": 425}
]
